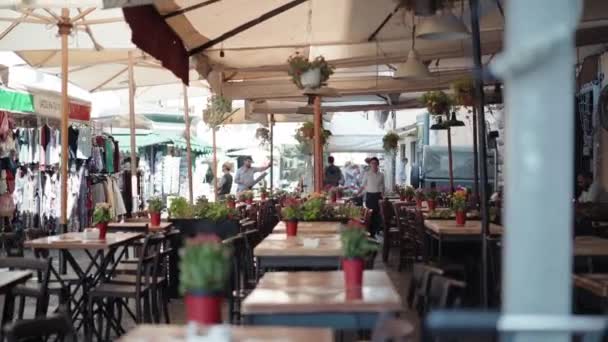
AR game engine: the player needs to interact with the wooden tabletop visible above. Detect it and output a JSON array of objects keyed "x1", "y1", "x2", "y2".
[
  {"x1": 424, "y1": 219, "x2": 503, "y2": 236},
  {"x1": 273, "y1": 221, "x2": 343, "y2": 235},
  {"x1": 25, "y1": 232, "x2": 143, "y2": 250},
  {"x1": 573, "y1": 236, "x2": 608, "y2": 256},
  {"x1": 254, "y1": 235, "x2": 342, "y2": 257},
  {"x1": 573, "y1": 273, "x2": 608, "y2": 297},
  {"x1": 0, "y1": 270, "x2": 32, "y2": 294},
  {"x1": 107, "y1": 221, "x2": 173, "y2": 232},
  {"x1": 242, "y1": 271, "x2": 401, "y2": 314},
  {"x1": 118, "y1": 325, "x2": 333, "y2": 342}
]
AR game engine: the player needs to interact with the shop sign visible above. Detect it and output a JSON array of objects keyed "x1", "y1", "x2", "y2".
[{"x1": 33, "y1": 94, "x2": 91, "y2": 122}]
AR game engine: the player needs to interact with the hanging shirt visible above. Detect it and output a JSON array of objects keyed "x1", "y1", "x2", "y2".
[
  {"x1": 105, "y1": 138, "x2": 114, "y2": 173},
  {"x1": 76, "y1": 126, "x2": 92, "y2": 159},
  {"x1": 68, "y1": 126, "x2": 79, "y2": 159}
]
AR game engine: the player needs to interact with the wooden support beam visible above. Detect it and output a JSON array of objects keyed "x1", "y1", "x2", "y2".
[{"x1": 188, "y1": 0, "x2": 307, "y2": 56}]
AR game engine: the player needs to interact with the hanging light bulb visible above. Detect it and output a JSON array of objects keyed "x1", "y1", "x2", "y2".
[
  {"x1": 416, "y1": 10, "x2": 470, "y2": 41},
  {"x1": 446, "y1": 111, "x2": 465, "y2": 127},
  {"x1": 430, "y1": 115, "x2": 448, "y2": 130},
  {"x1": 393, "y1": 20, "x2": 430, "y2": 79}
]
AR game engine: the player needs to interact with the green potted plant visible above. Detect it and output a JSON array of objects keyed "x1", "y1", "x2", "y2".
[
  {"x1": 452, "y1": 77, "x2": 475, "y2": 107},
  {"x1": 259, "y1": 186, "x2": 269, "y2": 200},
  {"x1": 404, "y1": 186, "x2": 416, "y2": 202},
  {"x1": 239, "y1": 190, "x2": 254, "y2": 204},
  {"x1": 180, "y1": 234, "x2": 231, "y2": 324},
  {"x1": 451, "y1": 189, "x2": 468, "y2": 225},
  {"x1": 169, "y1": 197, "x2": 239, "y2": 240},
  {"x1": 203, "y1": 95, "x2": 233, "y2": 129},
  {"x1": 225, "y1": 194, "x2": 236, "y2": 209},
  {"x1": 147, "y1": 196, "x2": 164, "y2": 226},
  {"x1": 426, "y1": 188, "x2": 439, "y2": 211},
  {"x1": 333, "y1": 205, "x2": 362, "y2": 225},
  {"x1": 92, "y1": 203, "x2": 112, "y2": 239},
  {"x1": 300, "y1": 196, "x2": 327, "y2": 221},
  {"x1": 255, "y1": 127, "x2": 270, "y2": 145},
  {"x1": 415, "y1": 188, "x2": 425, "y2": 209},
  {"x1": 340, "y1": 227, "x2": 378, "y2": 291},
  {"x1": 296, "y1": 122, "x2": 315, "y2": 139},
  {"x1": 280, "y1": 197, "x2": 301, "y2": 236},
  {"x1": 287, "y1": 53, "x2": 335, "y2": 90},
  {"x1": 382, "y1": 132, "x2": 400, "y2": 153},
  {"x1": 420, "y1": 91, "x2": 453, "y2": 115},
  {"x1": 329, "y1": 186, "x2": 342, "y2": 203}
]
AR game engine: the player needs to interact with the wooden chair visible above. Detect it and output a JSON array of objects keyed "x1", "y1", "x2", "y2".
[
  {"x1": 394, "y1": 204, "x2": 421, "y2": 270},
  {"x1": 379, "y1": 199, "x2": 400, "y2": 264},
  {"x1": 1, "y1": 257, "x2": 51, "y2": 320},
  {"x1": 406, "y1": 263, "x2": 444, "y2": 316},
  {"x1": 4, "y1": 311, "x2": 75, "y2": 342},
  {"x1": 426, "y1": 275, "x2": 467, "y2": 313}
]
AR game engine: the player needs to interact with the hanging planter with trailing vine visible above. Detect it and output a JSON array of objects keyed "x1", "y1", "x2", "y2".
[
  {"x1": 203, "y1": 95, "x2": 232, "y2": 129},
  {"x1": 382, "y1": 132, "x2": 400, "y2": 153},
  {"x1": 420, "y1": 91, "x2": 453, "y2": 115},
  {"x1": 452, "y1": 77, "x2": 476, "y2": 107},
  {"x1": 287, "y1": 53, "x2": 335, "y2": 90}
]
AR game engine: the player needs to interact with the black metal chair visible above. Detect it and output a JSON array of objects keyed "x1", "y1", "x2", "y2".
[
  {"x1": 0, "y1": 232, "x2": 24, "y2": 257},
  {"x1": 407, "y1": 263, "x2": 444, "y2": 316},
  {"x1": 1, "y1": 257, "x2": 51, "y2": 320},
  {"x1": 426, "y1": 275, "x2": 467, "y2": 312},
  {"x1": 4, "y1": 311, "x2": 75, "y2": 342}
]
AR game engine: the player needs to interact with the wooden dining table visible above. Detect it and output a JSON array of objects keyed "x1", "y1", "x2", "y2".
[
  {"x1": 254, "y1": 234, "x2": 342, "y2": 276},
  {"x1": 424, "y1": 219, "x2": 504, "y2": 261},
  {"x1": 118, "y1": 324, "x2": 334, "y2": 341},
  {"x1": 273, "y1": 221, "x2": 343, "y2": 235},
  {"x1": 242, "y1": 270, "x2": 402, "y2": 330},
  {"x1": 107, "y1": 221, "x2": 174, "y2": 233},
  {"x1": 25, "y1": 232, "x2": 142, "y2": 331}
]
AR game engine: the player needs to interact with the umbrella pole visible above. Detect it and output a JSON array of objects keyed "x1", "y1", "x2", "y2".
[
  {"x1": 213, "y1": 128, "x2": 218, "y2": 200},
  {"x1": 472, "y1": 106, "x2": 480, "y2": 205},
  {"x1": 183, "y1": 84, "x2": 193, "y2": 204},
  {"x1": 313, "y1": 96, "x2": 323, "y2": 192},
  {"x1": 269, "y1": 114, "x2": 274, "y2": 191},
  {"x1": 447, "y1": 126, "x2": 455, "y2": 193},
  {"x1": 58, "y1": 9, "x2": 71, "y2": 274},
  {"x1": 128, "y1": 51, "x2": 138, "y2": 216}
]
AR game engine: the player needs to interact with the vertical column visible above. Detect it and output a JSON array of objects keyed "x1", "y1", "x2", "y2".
[
  {"x1": 269, "y1": 114, "x2": 274, "y2": 190},
  {"x1": 493, "y1": 0, "x2": 581, "y2": 340},
  {"x1": 128, "y1": 51, "x2": 138, "y2": 214},
  {"x1": 313, "y1": 96, "x2": 323, "y2": 192},
  {"x1": 183, "y1": 84, "x2": 193, "y2": 204},
  {"x1": 59, "y1": 9, "x2": 71, "y2": 230}
]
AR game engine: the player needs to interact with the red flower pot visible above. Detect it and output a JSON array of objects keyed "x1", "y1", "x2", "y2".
[
  {"x1": 150, "y1": 212, "x2": 161, "y2": 226},
  {"x1": 399, "y1": 195, "x2": 406, "y2": 202},
  {"x1": 227, "y1": 200, "x2": 235, "y2": 209},
  {"x1": 185, "y1": 293, "x2": 222, "y2": 324},
  {"x1": 456, "y1": 211, "x2": 466, "y2": 225},
  {"x1": 331, "y1": 193, "x2": 337, "y2": 203},
  {"x1": 346, "y1": 286, "x2": 363, "y2": 300},
  {"x1": 286, "y1": 220, "x2": 298, "y2": 236},
  {"x1": 416, "y1": 200, "x2": 423, "y2": 209},
  {"x1": 97, "y1": 222, "x2": 108, "y2": 240},
  {"x1": 342, "y1": 258, "x2": 364, "y2": 289},
  {"x1": 246, "y1": 199, "x2": 253, "y2": 205},
  {"x1": 427, "y1": 200, "x2": 436, "y2": 211}
]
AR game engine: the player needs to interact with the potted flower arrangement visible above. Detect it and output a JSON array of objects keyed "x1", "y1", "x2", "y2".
[
  {"x1": 404, "y1": 186, "x2": 416, "y2": 202},
  {"x1": 426, "y1": 189, "x2": 439, "y2": 211},
  {"x1": 287, "y1": 53, "x2": 335, "y2": 90},
  {"x1": 203, "y1": 95, "x2": 232, "y2": 128},
  {"x1": 92, "y1": 203, "x2": 112, "y2": 240},
  {"x1": 415, "y1": 188, "x2": 425, "y2": 209},
  {"x1": 420, "y1": 91, "x2": 453, "y2": 115},
  {"x1": 452, "y1": 77, "x2": 475, "y2": 107},
  {"x1": 281, "y1": 197, "x2": 301, "y2": 236},
  {"x1": 340, "y1": 228, "x2": 378, "y2": 291},
  {"x1": 180, "y1": 234, "x2": 230, "y2": 324},
  {"x1": 169, "y1": 197, "x2": 239, "y2": 240},
  {"x1": 451, "y1": 189, "x2": 468, "y2": 225},
  {"x1": 329, "y1": 186, "x2": 342, "y2": 203},
  {"x1": 382, "y1": 132, "x2": 400, "y2": 153},
  {"x1": 259, "y1": 186, "x2": 269, "y2": 201},
  {"x1": 239, "y1": 191, "x2": 254, "y2": 205},
  {"x1": 333, "y1": 205, "x2": 362, "y2": 226},
  {"x1": 225, "y1": 194, "x2": 236, "y2": 209},
  {"x1": 147, "y1": 196, "x2": 164, "y2": 226},
  {"x1": 300, "y1": 196, "x2": 327, "y2": 221}
]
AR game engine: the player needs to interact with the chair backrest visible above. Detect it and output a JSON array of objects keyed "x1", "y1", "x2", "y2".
[
  {"x1": 407, "y1": 263, "x2": 444, "y2": 314},
  {"x1": 0, "y1": 257, "x2": 52, "y2": 317},
  {"x1": 379, "y1": 199, "x2": 394, "y2": 231},
  {"x1": 4, "y1": 312, "x2": 75, "y2": 342},
  {"x1": 135, "y1": 235, "x2": 163, "y2": 295},
  {"x1": 427, "y1": 275, "x2": 466, "y2": 311},
  {"x1": 0, "y1": 232, "x2": 24, "y2": 257}
]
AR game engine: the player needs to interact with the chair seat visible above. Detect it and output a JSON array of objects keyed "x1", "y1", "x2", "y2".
[
  {"x1": 90, "y1": 283, "x2": 149, "y2": 298},
  {"x1": 114, "y1": 263, "x2": 137, "y2": 274},
  {"x1": 110, "y1": 274, "x2": 166, "y2": 285}
]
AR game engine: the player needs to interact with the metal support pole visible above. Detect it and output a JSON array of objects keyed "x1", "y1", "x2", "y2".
[
  {"x1": 128, "y1": 51, "x2": 138, "y2": 216},
  {"x1": 472, "y1": 106, "x2": 480, "y2": 205},
  {"x1": 313, "y1": 96, "x2": 323, "y2": 192},
  {"x1": 183, "y1": 84, "x2": 193, "y2": 204},
  {"x1": 212, "y1": 128, "x2": 218, "y2": 200},
  {"x1": 447, "y1": 126, "x2": 455, "y2": 193},
  {"x1": 491, "y1": 0, "x2": 581, "y2": 340},
  {"x1": 269, "y1": 114, "x2": 274, "y2": 190},
  {"x1": 470, "y1": 0, "x2": 490, "y2": 308}
]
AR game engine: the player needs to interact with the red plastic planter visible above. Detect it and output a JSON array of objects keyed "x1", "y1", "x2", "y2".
[
  {"x1": 456, "y1": 211, "x2": 466, "y2": 225},
  {"x1": 416, "y1": 200, "x2": 423, "y2": 209},
  {"x1": 185, "y1": 293, "x2": 222, "y2": 324},
  {"x1": 150, "y1": 212, "x2": 161, "y2": 226},
  {"x1": 97, "y1": 222, "x2": 108, "y2": 240},
  {"x1": 331, "y1": 193, "x2": 337, "y2": 203},
  {"x1": 286, "y1": 220, "x2": 298, "y2": 236},
  {"x1": 399, "y1": 195, "x2": 406, "y2": 202},
  {"x1": 227, "y1": 201, "x2": 236, "y2": 209},
  {"x1": 427, "y1": 200, "x2": 436, "y2": 211},
  {"x1": 342, "y1": 258, "x2": 364, "y2": 289}
]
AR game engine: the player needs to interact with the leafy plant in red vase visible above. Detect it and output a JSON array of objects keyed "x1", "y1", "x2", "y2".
[
  {"x1": 340, "y1": 228, "x2": 378, "y2": 295},
  {"x1": 426, "y1": 189, "x2": 439, "y2": 211},
  {"x1": 451, "y1": 189, "x2": 468, "y2": 226},
  {"x1": 280, "y1": 197, "x2": 301, "y2": 237},
  {"x1": 92, "y1": 203, "x2": 112, "y2": 240},
  {"x1": 180, "y1": 234, "x2": 230, "y2": 325},
  {"x1": 147, "y1": 196, "x2": 164, "y2": 227},
  {"x1": 259, "y1": 186, "x2": 269, "y2": 201},
  {"x1": 404, "y1": 186, "x2": 416, "y2": 203},
  {"x1": 225, "y1": 195, "x2": 236, "y2": 209},
  {"x1": 415, "y1": 189, "x2": 425, "y2": 209}
]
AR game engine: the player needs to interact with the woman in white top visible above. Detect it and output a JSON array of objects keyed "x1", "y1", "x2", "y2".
[{"x1": 358, "y1": 157, "x2": 384, "y2": 236}]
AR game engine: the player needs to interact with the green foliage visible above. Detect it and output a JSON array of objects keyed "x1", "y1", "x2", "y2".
[
  {"x1": 281, "y1": 206, "x2": 300, "y2": 221},
  {"x1": 225, "y1": 194, "x2": 236, "y2": 202},
  {"x1": 239, "y1": 191, "x2": 254, "y2": 201},
  {"x1": 203, "y1": 95, "x2": 233, "y2": 129},
  {"x1": 426, "y1": 189, "x2": 440, "y2": 200},
  {"x1": 300, "y1": 197, "x2": 326, "y2": 221},
  {"x1": 333, "y1": 205, "x2": 361, "y2": 221},
  {"x1": 451, "y1": 77, "x2": 475, "y2": 106},
  {"x1": 451, "y1": 190, "x2": 468, "y2": 212},
  {"x1": 382, "y1": 132, "x2": 400, "y2": 153},
  {"x1": 255, "y1": 127, "x2": 270, "y2": 145},
  {"x1": 287, "y1": 53, "x2": 335, "y2": 89},
  {"x1": 169, "y1": 197, "x2": 194, "y2": 219},
  {"x1": 179, "y1": 236, "x2": 231, "y2": 294},
  {"x1": 92, "y1": 203, "x2": 112, "y2": 225},
  {"x1": 341, "y1": 228, "x2": 378, "y2": 259},
  {"x1": 147, "y1": 196, "x2": 164, "y2": 213},
  {"x1": 420, "y1": 91, "x2": 453, "y2": 115},
  {"x1": 198, "y1": 202, "x2": 236, "y2": 222}
]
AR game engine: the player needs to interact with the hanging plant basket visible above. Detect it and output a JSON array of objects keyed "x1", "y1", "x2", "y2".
[
  {"x1": 452, "y1": 77, "x2": 476, "y2": 107},
  {"x1": 297, "y1": 122, "x2": 315, "y2": 139},
  {"x1": 382, "y1": 132, "x2": 400, "y2": 153},
  {"x1": 255, "y1": 127, "x2": 270, "y2": 145},
  {"x1": 287, "y1": 53, "x2": 335, "y2": 90},
  {"x1": 420, "y1": 91, "x2": 453, "y2": 115},
  {"x1": 203, "y1": 95, "x2": 232, "y2": 129}
]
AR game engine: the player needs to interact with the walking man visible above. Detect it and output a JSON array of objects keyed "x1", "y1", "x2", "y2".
[{"x1": 358, "y1": 157, "x2": 384, "y2": 236}]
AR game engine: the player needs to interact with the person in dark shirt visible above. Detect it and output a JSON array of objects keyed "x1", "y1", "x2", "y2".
[
  {"x1": 218, "y1": 162, "x2": 233, "y2": 199},
  {"x1": 324, "y1": 156, "x2": 343, "y2": 188}
]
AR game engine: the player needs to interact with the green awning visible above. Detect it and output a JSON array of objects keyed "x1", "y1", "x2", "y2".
[
  {"x1": 113, "y1": 132, "x2": 212, "y2": 155},
  {"x1": 0, "y1": 88, "x2": 34, "y2": 113},
  {"x1": 171, "y1": 136, "x2": 213, "y2": 154}
]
